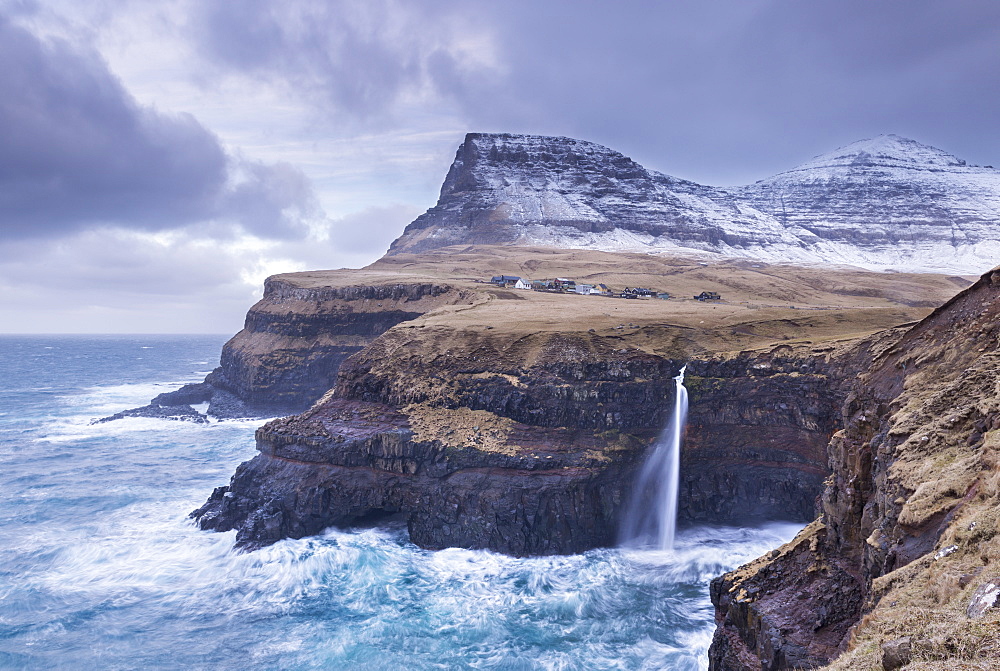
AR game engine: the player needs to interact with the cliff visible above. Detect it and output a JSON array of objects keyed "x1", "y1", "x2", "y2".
[
  {"x1": 708, "y1": 268, "x2": 1000, "y2": 670},
  {"x1": 192, "y1": 329, "x2": 853, "y2": 554},
  {"x1": 143, "y1": 271, "x2": 481, "y2": 418},
  {"x1": 187, "y1": 248, "x2": 966, "y2": 555},
  {"x1": 387, "y1": 133, "x2": 1000, "y2": 273}
]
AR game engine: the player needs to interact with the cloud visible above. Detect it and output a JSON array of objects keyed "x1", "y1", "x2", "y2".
[
  {"x1": 179, "y1": 0, "x2": 1000, "y2": 185},
  {"x1": 0, "y1": 229, "x2": 262, "y2": 332},
  {"x1": 0, "y1": 15, "x2": 327, "y2": 241},
  {"x1": 0, "y1": 200, "x2": 423, "y2": 333},
  {"x1": 222, "y1": 157, "x2": 322, "y2": 239},
  {"x1": 322, "y1": 204, "x2": 423, "y2": 255},
  {"x1": 417, "y1": 0, "x2": 1000, "y2": 183},
  {"x1": 191, "y1": 0, "x2": 502, "y2": 127}
]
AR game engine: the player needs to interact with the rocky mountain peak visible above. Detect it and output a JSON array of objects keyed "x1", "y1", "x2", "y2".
[
  {"x1": 776, "y1": 134, "x2": 979, "y2": 175},
  {"x1": 438, "y1": 132, "x2": 657, "y2": 197},
  {"x1": 387, "y1": 132, "x2": 1000, "y2": 273}
]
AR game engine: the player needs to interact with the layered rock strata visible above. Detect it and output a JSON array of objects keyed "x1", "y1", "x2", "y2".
[
  {"x1": 200, "y1": 279, "x2": 475, "y2": 416},
  {"x1": 124, "y1": 276, "x2": 479, "y2": 419},
  {"x1": 193, "y1": 325, "x2": 878, "y2": 554},
  {"x1": 192, "y1": 397, "x2": 648, "y2": 554},
  {"x1": 708, "y1": 268, "x2": 1000, "y2": 670},
  {"x1": 681, "y1": 341, "x2": 889, "y2": 525},
  {"x1": 388, "y1": 133, "x2": 1000, "y2": 273}
]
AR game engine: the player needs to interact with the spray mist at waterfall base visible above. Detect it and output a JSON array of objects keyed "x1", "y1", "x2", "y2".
[{"x1": 0, "y1": 338, "x2": 801, "y2": 670}]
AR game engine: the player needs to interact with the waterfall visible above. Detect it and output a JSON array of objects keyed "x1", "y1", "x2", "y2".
[{"x1": 619, "y1": 365, "x2": 688, "y2": 551}]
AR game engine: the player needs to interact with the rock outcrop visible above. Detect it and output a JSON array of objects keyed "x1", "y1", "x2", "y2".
[
  {"x1": 199, "y1": 279, "x2": 476, "y2": 416},
  {"x1": 186, "y1": 249, "x2": 964, "y2": 557},
  {"x1": 192, "y1": 322, "x2": 885, "y2": 554},
  {"x1": 106, "y1": 274, "x2": 480, "y2": 420},
  {"x1": 387, "y1": 133, "x2": 1000, "y2": 273},
  {"x1": 708, "y1": 268, "x2": 1000, "y2": 670}
]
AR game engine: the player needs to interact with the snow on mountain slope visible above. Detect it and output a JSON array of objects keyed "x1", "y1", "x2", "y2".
[{"x1": 386, "y1": 133, "x2": 1000, "y2": 273}]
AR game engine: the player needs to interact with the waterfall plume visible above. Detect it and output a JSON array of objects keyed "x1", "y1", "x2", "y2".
[{"x1": 619, "y1": 365, "x2": 688, "y2": 550}]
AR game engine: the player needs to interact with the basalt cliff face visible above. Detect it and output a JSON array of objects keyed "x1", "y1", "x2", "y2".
[
  {"x1": 708, "y1": 268, "x2": 1000, "y2": 670},
  {"x1": 681, "y1": 339, "x2": 899, "y2": 526},
  {"x1": 193, "y1": 330, "x2": 862, "y2": 555},
  {"x1": 151, "y1": 275, "x2": 479, "y2": 418},
  {"x1": 387, "y1": 133, "x2": 1000, "y2": 273},
  {"x1": 186, "y1": 250, "x2": 963, "y2": 556},
  {"x1": 189, "y1": 296, "x2": 924, "y2": 557}
]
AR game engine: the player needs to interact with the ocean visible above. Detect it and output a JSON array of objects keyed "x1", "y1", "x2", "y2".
[{"x1": 0, "y1": 335, "x2": 800, "y2": 670}]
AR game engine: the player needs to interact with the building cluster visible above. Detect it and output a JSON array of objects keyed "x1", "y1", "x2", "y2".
[{"x1": 488, "y1": 275, "x2": 719, "y2": 301}]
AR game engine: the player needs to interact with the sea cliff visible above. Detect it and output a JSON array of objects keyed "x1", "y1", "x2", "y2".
[
  {"x1": 153, "y1": 273, "x2": 480, "y2": 417},
  {"x1": 192, "y1": 331, "x2": 860, "y2": 554},
  {"x1": 708, "y1": 268, "x2": 1000, "y2": 670},
  {"x1": 185, "y1": 249, "x2": 963, "y2": 556}
]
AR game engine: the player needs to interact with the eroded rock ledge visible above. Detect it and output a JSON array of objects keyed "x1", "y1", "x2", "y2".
[{"x1": 193, "y1": 398, "x2": 644, "y2": 554}]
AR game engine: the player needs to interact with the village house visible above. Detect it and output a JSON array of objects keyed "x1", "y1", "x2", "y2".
[
  {"x1": 490, "y1": 275, "x2": 523, "y2": 288},
  {"x1": 553, "y1": 278, "x2": 576, "y2": 292},
  {"x1": 620, "y1": 287, "x2": 656, "y2": 299}
]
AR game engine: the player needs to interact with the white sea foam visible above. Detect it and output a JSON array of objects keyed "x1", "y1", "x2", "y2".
[
  {"x1": 11, "y1": 486, "x2": 800, "y2": 670},
  {"x1": 2, "y1": 336, "x2": 806, "y2": 670}
]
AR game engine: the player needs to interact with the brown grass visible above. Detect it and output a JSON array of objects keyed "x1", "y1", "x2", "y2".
[
  {"x1": 271, "y1": 245, "x2": 967, "y2": 358},
  {"x1": 402, "y1": 403, "x2": 517, "y2": 455}
]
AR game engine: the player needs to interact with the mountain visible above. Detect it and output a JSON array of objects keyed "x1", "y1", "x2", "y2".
[{"x1": 386, "y1": 133, "x2": 1000, "y2": 273}]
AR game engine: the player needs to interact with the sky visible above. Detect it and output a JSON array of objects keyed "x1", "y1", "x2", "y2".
[{"x1": 2, "y1": 0, "x2": 999, "y2": 333}]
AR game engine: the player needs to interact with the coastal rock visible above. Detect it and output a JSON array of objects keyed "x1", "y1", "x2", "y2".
[
  {"x1": 708, "y1": 521, "x2": 863, "y2": 670},
  {"x1": 192, "y1": 399, "x2": 643, "y2": 554},
  {"x1": 193, "y1": 325, "x2": 876, "y2": 554},
  {"x1": 151, "y1": 382, "x2": 213, "y2": 406},
  {"x1": 92, "y1": 403, "x2": 208, "y2": 424},
  {"x1": 708, "y1": 267, "x2": 1000, "y2": 669}
]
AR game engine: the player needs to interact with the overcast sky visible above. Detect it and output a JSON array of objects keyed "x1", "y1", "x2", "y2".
[{"x1": 2, "y1": 0, "x2": 999, "y2": 333}]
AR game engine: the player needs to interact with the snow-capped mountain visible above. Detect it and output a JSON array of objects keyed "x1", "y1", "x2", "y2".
[{"x1": 385, "y1": 133, "x2": 1000, "y2": 273}]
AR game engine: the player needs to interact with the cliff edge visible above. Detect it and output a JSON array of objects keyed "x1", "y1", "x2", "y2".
[
  {"x1": 186, "y1": 248, "x2": 964, "y2": 555},
  {"x1": 709, "y1": 267, "x2": 1000, "y2": 670}
]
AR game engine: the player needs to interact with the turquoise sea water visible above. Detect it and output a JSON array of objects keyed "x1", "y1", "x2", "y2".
[{"x1": 0, "y1": 335, "x2": 800, "y2": 670}]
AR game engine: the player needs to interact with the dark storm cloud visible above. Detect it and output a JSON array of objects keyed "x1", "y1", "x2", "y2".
[
  {"x1": 190, "y1": 0, "x2": 1000, "y2": 184},
  {"x1": 222, "y1": 158, "x2": 322, "y2": 239},
  {"x1": 0, "y1": 17, "x2": 318, "y2": 240},
  {"x1": 450, "y1": 0, "x2": 1000, "y2": 183},
  {"x1": 193, "y1": 0, "x2": 456, "y2": 123}
]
